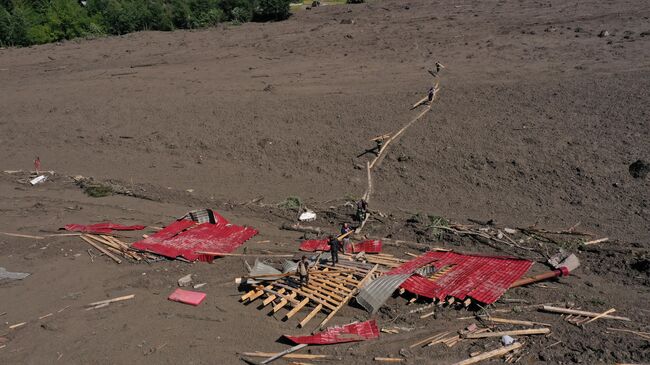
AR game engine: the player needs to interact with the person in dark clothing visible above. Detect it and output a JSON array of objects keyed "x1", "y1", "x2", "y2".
[
  {"x1": 329, "y1": 235, "x2": 340, "y2": 266},
  {"x1": 427, "y1": 86, "x2": 435, "y2": 102},
  {"x1": 296, "y1": 255, "x2": 309, "y2": 287},
  {"x1": 340, "y1": 223, "x2": 352, "y2": 253},
  {"x1": 356, "y1": 199, "x2": 368, "y2": 222}
]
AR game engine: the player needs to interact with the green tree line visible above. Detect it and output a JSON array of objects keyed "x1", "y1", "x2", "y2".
[{"x1": 0, "y1": 0, "x2": 291, "y2": 46}]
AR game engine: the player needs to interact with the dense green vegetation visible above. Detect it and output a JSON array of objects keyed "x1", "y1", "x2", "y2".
[{"x1": 0, "y1": 0, "x2": 291, "y2": 46}]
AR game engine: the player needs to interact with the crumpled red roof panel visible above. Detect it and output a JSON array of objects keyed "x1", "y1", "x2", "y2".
[
  {"x1": 132, "y1": 215, "x2": 257, "y2": 262},
  {"x1": 284, "y1": 320, "x2": 379, "y2": 345},
  {"x1": 299, "y1": 239, "x2": 330, "y2": 252},
  {"x1": 64, "y1": 222, "x2": 146, "y2": 235},
  {"x1": 345, "y1": 240, "x2": 382, "y2": 254},
  {"x1": 397, "y1": 251, "x2": 533, "y2": 304}
]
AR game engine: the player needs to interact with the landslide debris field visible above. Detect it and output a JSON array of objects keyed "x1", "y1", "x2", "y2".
[{"x1": 0, "y1": 0, "x2": 648, "y2": 364}]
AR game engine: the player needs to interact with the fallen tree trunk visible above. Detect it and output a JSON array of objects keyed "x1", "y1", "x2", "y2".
[{"x1": 280, "y1": 223, "x2": 325, "y2": 235}]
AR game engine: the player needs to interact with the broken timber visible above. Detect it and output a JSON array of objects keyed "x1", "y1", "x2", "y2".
[{"x1": 241, "y1": 264, "x2": 376, "y2": 328}]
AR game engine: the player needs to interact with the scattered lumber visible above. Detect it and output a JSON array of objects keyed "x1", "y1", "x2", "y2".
[
  {"x1": 410, "y1": 331, "x2": 451, "y2": 348},
  {"x1": 449, "y1": 342, "x2": 523, "y2": 365},
  {"x1": 464, "y1": 328, "x2": 550, "y2": 339},
  {"x1": 580, "y1": 308, "x2": 616, "y2": 325},
  {"x1": 481, "y1": 316, "x2": 551, "y2": 327},
  {"x1": 540, "y1": 306, "x2": 630, "y2": 321},
  {"x1": 260, "y1": 344, "x2": 308, "y2": 364},
  {"x1": 240, "y1": 352, "x2": 329, "y2": 360},
  {"x1": 80, "y1": 235, "x2": 122, "y2": 264}
]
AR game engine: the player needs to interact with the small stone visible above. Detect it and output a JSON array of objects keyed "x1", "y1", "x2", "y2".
[
  {"x1": 598, "y1": 30, "x2": 610, "y2": 37},
  {"x1": 177, "y1": 274, "x2": 193, "y2": 287}
]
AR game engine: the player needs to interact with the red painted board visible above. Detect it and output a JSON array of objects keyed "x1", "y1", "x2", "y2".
[{"x1": 168, "y1": 289, "x2": 206, "y2": 306}]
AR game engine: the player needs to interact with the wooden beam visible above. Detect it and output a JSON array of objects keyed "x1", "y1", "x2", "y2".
[
  {"x1": 449, "y1": 342, "x2": 522, "y2": 365},
  {"x1": 464, "y1": 328, "x2": 550, "y2": 339},
  {"x1": 318, "y1": 264, "x2": 378, "y2": 329},
  {"x1": 482, "y1": 316, "x2": 551, "y2": 327},
  {"x1": 285, "y1": 298, "x2": 310, "y2": 319},
  {"x1": 272, "y1": 292, "x2": 297, "y2": 313},
  {"x1": 299, "y1": 304, "x2": 323, "y2": 328},
  {"x1": 540, "y1": 306, "x2": 630, "y2": 321},
  {"x1": 87, "y1": 294, "x2": 135, "y2": 307},
  {"x1": 410, "y1": 331, "x2": 450, "y2": 348},
  {"x1": 260, "y1": 344, "x2": 308, "y2": 364},
  {"x1": 240, "y1": 352, "x2": 328, "y2": 359}
]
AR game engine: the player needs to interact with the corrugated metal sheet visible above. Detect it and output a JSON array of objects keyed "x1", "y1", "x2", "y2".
[
  {"x1": 284, "y1": 320, "x2": 379, "y2": 345},
  {"x1": 399, "y1": 251, "x2": 533, "y2": 304},
  {"x1": 249, "y1": 259, "x2": 282, "y2": 276},
  {"x1": 355, "y1": 274, "x2": 412, "y2": 314},
  {"x1": 132, "y1": 213, "x2": 257, "y2": 262}
]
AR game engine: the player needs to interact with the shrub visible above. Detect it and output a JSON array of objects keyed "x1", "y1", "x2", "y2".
[
  {"x1": 231, "y1": 5, "x2": 251, "y2": 23},
  {"x1": 0, "y1": 6, "x2": 12, "y2": 45},
  {"x1": 346, "y1": 0, "x2": 363, "y2": 3},
  {"x1": 253, "y1": 0, "x2": 290, "y2": 21}
]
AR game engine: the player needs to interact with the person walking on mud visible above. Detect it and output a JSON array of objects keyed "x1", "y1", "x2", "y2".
[
  {"x1": 427, "y1": 86, "x2": 435, "y2": 103},
  {"x1": 296, "y1": 255, "x2": 309, "y2": 287},
  {"x1": 329, "y1": 235, "x2": 340, "y2": 266}
]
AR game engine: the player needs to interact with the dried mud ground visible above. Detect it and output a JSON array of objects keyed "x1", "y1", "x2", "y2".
[{"x1": 1, "y1": 0, "x2": 649, "y2": 364}]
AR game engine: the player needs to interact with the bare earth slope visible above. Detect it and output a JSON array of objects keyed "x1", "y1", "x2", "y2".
[{"x1": 0, "y1": 0, "x2": 649, "y2": 364}]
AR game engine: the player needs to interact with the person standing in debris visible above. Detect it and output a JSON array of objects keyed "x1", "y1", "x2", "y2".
[
  {"x1": 428, "y1": 62, "x2": 445, "y2": 77},
  {"x1": 329, "y1": 235, "x2": 340, "y2": 266},
  {"x1": 296, "y1": 255, "x2": 309, "y2": 287},
  {"x1": 356, "y1": 199, "x2": 368, "y2": 222},
  {"x1": 341, "y1": 223, "x2": 352, "y2": 253}
]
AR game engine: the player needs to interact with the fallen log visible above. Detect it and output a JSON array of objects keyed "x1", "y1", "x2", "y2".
[
  {"x1": 280, "y1": 223, "x2": 325, "y2": 235},
  {"x1": 450, "y1": 342, "x2": 523, "y2": 365},
  {"x1": 540, "y1": 306, "x2": 630, "y2": 321}
]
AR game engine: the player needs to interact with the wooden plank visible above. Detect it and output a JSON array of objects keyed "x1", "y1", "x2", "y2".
[
  {"x1": 410, "y1": 331, "x2": 450, "y2": 348},
  {"x1": 299, "y1": 304, "x2": 323, "y2": 328},
  {"x1": 260, "y1": 343, "x2": 308, "y2": 364},
  {"x1": 482, "y1": 316, "x2": 551, "y2": 327},
  {"x1": 262, "y1": 288, "x2": 300, "y2": 305},
  {"x1": 0, "y1": 232, "x2": 44, "y2": 240},
  {"x1": 246, "y1": 285, "x2": 273, "y2": 302},
  {"x1": 318, "y1": 264, "x2": 379, "y2": 329},
  {"x1": 240, "y1": 352, "x2": 328, "y2": 359},
  {"x1": 300, "y1": 286, "x2": 343, "y2": 306},
  {"x1": 241, "y1": 287, "x2": 262, "y2": 302},
  {"x1": 79, "y1": 235, "x2": 122, "y2": 264},
  {"x1": 87, "y1": 294, "x2": 135, "y2": 307},
  {"x1": 272, "y1": 292, "x2": 297, "y2": 313},
  {"x1": 464, "y1": 328, "x2": 550, "y2": 339},
  {"x1": 581, "y1": 308, "x2": 616, "y2": 325},
  {"x1": 285, "y1": 298, "x2": 310, "y2": 319},
  {"x1": 275, "y1": 284, "x2": 338, "y2": 311},
  {"x1": 262, "y1": 288, "x2": 286, "y2": 306},
  {"x1": 374, "y1": 358, "x2": 404, "y2": 362},
  {"x1": 541, "y1": 306, "x2": 630, "y2": 321},
  {"x1": 449, "y1": 342, "x2": 522, "y2": 365}
]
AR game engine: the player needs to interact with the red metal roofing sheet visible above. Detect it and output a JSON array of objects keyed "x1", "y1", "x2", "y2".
[
  {"x1": 397, "y1": 251, "x2": 533, "y2": 304},
  {"x1": 346, "y1": 240, "x2": 382, "y2": 254},
  {"x1": 132, "y1": 215, "x2": 257, "y2": 262},
  {"x1": 299, "y1": 239, "x2": 330, "y2": 252},
  {"x1": 284, "y1": 320, "x2": 379, "y2": 345},
  {"x1": 64, "y1": 222, "x2": 146, "y2": 235}
]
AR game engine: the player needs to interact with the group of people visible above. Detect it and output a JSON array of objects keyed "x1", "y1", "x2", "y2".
[{"x1": 295, "y1": 200, "x2": 369, "y2": 287}]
